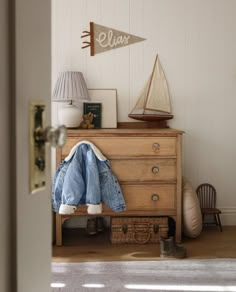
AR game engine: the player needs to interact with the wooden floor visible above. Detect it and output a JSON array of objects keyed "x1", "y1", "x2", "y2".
[{"x1": 52, "y1": 226, "x2": 236, "y2": 262}]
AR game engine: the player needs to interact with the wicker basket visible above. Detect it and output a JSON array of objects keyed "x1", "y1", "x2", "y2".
[{"x1": 110, "y1": 216, "x2": 168, "y2": 244}]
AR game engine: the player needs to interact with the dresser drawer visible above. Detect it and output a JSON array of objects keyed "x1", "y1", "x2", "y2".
[
  {"x1": 121, "y1": 184, "x2": 176, "y2": 211},
  {"x1": 61, "y1": 137, "x2": 176, "y2": 158},
  {"x1": 111, "y1": 158, "x2": 176, "y2": 182}
]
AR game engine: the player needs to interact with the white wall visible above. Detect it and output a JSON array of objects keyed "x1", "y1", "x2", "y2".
[{"x1": 52, "y1": 0, "x2": 236, "y2": 225}]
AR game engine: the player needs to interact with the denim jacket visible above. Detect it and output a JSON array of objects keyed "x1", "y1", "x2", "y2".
[{"x1": 52, "y1": 141, "x2": 126, "y2": 215}]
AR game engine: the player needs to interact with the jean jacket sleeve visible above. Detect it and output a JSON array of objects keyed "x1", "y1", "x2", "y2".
[
  {"x1": 61, "y1": 146, "x2": 85, "y2": 206},
  {"x1": 84, "y1": 146, "x2": 102, "y2": 205},
  {"x1": 61, "y1": 144, "x2": 102, "y2": 207}
]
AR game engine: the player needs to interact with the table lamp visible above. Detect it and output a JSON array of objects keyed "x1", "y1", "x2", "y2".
[{"x1": 52, "y1": 71, "x2": 90, "y2": 128}]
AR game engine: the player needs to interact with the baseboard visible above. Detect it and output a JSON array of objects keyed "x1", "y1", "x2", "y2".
[{"x1": 220, "y1": 207, "x2": 236, "y2": 225}]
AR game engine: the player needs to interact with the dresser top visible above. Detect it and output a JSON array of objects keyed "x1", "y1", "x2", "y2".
[{"x1": 67, "y1": 128, "x2": 184, "y2": 137}]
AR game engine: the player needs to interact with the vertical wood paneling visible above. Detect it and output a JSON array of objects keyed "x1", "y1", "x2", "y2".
[
  {"x1": 97, "y1": 0, "x2": 117, "y2": 88},
  {"x1": 69, "y1": 0, "x2": 87, "y2": 73},
  {"x1": 51, "y1": 0, "x2": 73, "y2": 127},
  {"x1": 129, "y1": 0, "x2": 145, "y2": 115},
  {"x1": 112, "y1": 0, "x2": 130, "y2": 121},
  {"x1": 142, "y1": 0, "x2": 161, "y2": 75},
  {"x1": 52, "y1": 0, "x2": 236, "y2": 217},
  {"x1": 86, "y1": 0, "x2": 103, "y2": 87}
]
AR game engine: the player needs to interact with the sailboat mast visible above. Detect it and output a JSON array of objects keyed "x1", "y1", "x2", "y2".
[{"x1": 142, "y1": 54, "x2": 158, "y2": 115}]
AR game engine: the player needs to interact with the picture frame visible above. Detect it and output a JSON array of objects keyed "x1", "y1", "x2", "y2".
[{"x1": 87, "y1": 89, "x2": 117, "y2": 128}]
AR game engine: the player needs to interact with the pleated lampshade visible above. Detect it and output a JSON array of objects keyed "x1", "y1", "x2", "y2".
[{"x1": 52, "y1": 71, "x2": 90, "y2": 128}]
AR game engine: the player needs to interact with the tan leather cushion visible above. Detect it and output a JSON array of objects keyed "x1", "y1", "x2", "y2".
[{"x1": 182, "y1": 177, "x2": 202, "y2": 238}]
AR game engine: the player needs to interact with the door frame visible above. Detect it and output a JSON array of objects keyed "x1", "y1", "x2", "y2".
[{"x1": 9, "y1": 0, "x2": 52, "y2": 291}]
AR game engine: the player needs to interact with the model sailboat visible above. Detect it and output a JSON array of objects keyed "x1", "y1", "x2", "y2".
[{"x1": 128, "y1": 55, "x2": 173, "y2": 125}]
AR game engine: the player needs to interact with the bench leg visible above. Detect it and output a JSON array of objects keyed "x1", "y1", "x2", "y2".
[{"x1": 56, "y1": 213, "x2": 62, "y2": 246}]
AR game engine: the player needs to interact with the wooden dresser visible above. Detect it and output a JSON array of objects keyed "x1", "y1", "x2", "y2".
[{"x1": 55, "y1": 128, "x2": 184, "y2": 245}]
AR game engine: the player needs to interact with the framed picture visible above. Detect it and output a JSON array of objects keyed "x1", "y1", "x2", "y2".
[{"x1": 88, "y1": 89, "x2": 117, "y2": 128}]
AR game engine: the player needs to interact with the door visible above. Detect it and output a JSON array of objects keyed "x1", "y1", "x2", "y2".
[{"x1": 13, "y1": 0, "x2": 52, "y2": 291}]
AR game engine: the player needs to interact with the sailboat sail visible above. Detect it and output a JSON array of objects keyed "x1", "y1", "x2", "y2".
[
  {"x1": 129, "y1": 55, "x2": 173, "y2": 122},
  {"x1": 133, "y1": 82, "x2": 149, "y2": 111}
]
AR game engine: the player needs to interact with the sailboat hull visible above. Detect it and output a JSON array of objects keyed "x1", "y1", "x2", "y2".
[{"x1": 128, "y1": 113, "x2": 174, "y2": 122}]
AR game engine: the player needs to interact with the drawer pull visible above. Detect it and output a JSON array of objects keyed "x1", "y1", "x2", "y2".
[
  {"x1": 152, "y1": 166, "x2": 159, "y2": 174},
  {"x1": 152, "y1": 143, "x2": 160, "y2": 152},
  {"x1": 151, "y1": 194, "x2": 159, "y2": 201}
]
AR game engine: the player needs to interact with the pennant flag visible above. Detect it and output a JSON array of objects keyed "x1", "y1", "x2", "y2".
[{"x1": 81, "y1": 22, "x2": 146, "y2": 56}]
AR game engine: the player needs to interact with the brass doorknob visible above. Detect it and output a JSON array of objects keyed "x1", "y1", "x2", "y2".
[
  {"x1": 34, "y1": 125, "x2": 67, "y2": 148},
  {"x1": 44, "y1": 125, "x2": 67, "y2": 148}
]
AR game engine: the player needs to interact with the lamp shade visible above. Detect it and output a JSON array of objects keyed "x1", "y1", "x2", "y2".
[
  {"x1": 52, "y1": 71, "x2": 89, "y2": 102},
  {"x1": 52, "y1": 71, "x2": 90, "y2": 128}
]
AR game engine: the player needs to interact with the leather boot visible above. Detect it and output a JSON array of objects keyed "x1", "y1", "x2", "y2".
[
  {"x1": 96, "y1": 217, "x2": 105, "y2": 233},
  {"x1": 160, "y1": 237, "x2": 187, "y2": 259},
  {"x1": 86, "y1": 218, "x2": 97, "y2": 235}
]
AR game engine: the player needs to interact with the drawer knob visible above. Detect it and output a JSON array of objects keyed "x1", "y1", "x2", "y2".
[
  {"x1": 152, "y1": 166, "x2": 159, "y2": 174},
  {"x1": 152, "y1": 143, "x2": 160, "y2": 152},
  {"x1": 152, "y1": 194, "x2": 159, "y2": 201}
]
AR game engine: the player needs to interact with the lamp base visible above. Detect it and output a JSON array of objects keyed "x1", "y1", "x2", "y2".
[{"x1": 58, "y1": 104, "x2": 83, "y2": 128}]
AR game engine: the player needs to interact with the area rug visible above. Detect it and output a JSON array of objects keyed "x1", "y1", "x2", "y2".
[{"x1": 51, "y1": 259, "x2": 236, "y2": 292}]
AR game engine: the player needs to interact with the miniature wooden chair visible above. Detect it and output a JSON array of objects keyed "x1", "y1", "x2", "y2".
[{"x1": 196, "y1": 183, "x2": 223, "y2": 232}]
